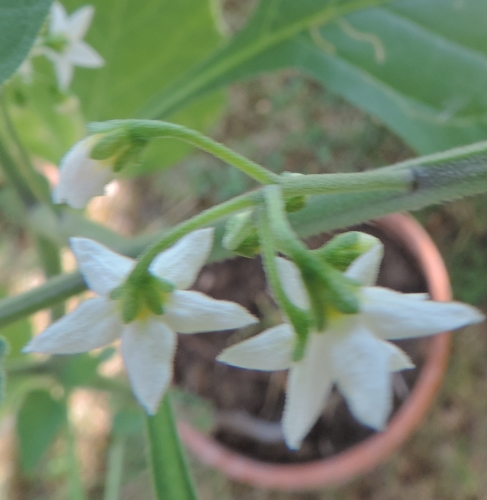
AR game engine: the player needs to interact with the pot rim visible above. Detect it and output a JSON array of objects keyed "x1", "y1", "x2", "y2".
[{"x1": 178, "y1": 212, "x2": 452, "y2": 490}]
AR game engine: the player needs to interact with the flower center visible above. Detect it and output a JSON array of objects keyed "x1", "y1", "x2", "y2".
[{"x1": 44, "y1": 34, "x2": 70, "y2": 53}]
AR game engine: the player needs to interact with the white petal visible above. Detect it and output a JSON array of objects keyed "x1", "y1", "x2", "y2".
[
  {"x1": 362, "y1": 287, "x2": 485, "y2": 340},
  {"x1": 275, "y1": 257, "x2": 310, "y2": 309},
  {"x1": 345, "y1": 242, "x2": 384, "y2": 286},
  {"x1": 46, "y1": 50, "x2": 73, "y2": 90},
  {"x1": 23, "y1": 298, "x2": 120, "y2": 354},
  {"x1": 217, "y1": 324, "x2": 294, "y2": 371},
  {"x1": 68, "y1": 41, "x2": 104, "y2": 67},
  {"x1": 66, "y1": 5, "x2": 94, "y2": 40},
  {"x1": 121, "y1": 319, "x2": 176, "y2": 414},
  {"x1": 70, "y1": 238, "x2": 134, "y2": 296},
  {"x1": 332, "y1": 327, "x2": 392, "y2": 430},
  {"x1": 149, "y1": 228, "x2": 214, "y2": 289},
  {"x1": 164, "y1": 290, "x2": 258, "y2": 334},
  {"x1": 283, "y1": 332, "x2": 333, "y2": 449},
  {"x1": 382, "y1": 341, "x2": 415, "y2": 372},
  {"x1": 50, "y1": 2, "x2": 68, "y2": 34},
  {"x1": 53, "y1": 137, "x2": 114, "y2": 208}
]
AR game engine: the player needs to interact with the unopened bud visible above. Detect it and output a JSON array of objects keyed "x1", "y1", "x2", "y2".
[{"x1": 315, "y1": 231, "x2": 380, "y2": 271}]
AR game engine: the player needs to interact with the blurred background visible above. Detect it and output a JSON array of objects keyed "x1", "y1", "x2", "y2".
[{"x1": 2, "y1": 0, "x2": 487, "y2": 498}]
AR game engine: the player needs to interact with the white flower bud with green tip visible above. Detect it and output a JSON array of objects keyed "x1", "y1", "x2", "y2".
[
  {"x1": 218, "y1": 240, "x2": 484, "y2": 450},
  {"x1": 52, "y1": 136, "x2": 116, "y2": 209},
  {"x1": 23, "y1": 228, "x2": 258, "y2": 414},
  {"x1": 41, "y1": 2, "x2": 104, "y2": 90}
]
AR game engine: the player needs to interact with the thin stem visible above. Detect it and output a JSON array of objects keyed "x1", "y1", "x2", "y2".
[
  {"x1": 146, "y1": 394, "x2": 198, "y2": 500},
  {"x1": 66, "y1": 421, "x2": 89, "y2": 500},
  {"x1": 0, "y1": 271, "x2": 85, "y2": 329},
  {"x1": 35, "y1": 236, "x2": 65, "y2": 321},
  {"x1": 103, "y1": 437, "x2": 125, "y2": 500},
  {"x1": 129, "y1": 189, "x2": 261, "y2": 282},
  {"x1": 90, "y1": 120, "x2": 279, "y2": 185},
  {"x1": 0, "y1": 91, "x2": 51, "y2": 204},
  {"x1": 257, "y1": 208, "x2": 309, "y2": 360},
  {"x1": 0, "y1": 135, "x2": 38, "y2": 208}
]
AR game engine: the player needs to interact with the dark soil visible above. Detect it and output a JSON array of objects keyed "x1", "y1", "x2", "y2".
[{"x1": 173, "y1": 223, "x2": 430, "y2": 463}]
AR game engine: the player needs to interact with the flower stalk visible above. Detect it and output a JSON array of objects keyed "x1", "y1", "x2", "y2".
[{"x1": 146, "y1": 394, "x2": 198, "y2": 500}]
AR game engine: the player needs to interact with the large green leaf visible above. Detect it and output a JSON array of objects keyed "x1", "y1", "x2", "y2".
[
  {"x1": 145, "y1": 0, "x2": 487, "y2": 154},
  {"x1": 0, "y1": 0, "x2": 51, "y2": 86},
  {"x1": 17, "y1": 389, "x2": 66, "y2": 474}
]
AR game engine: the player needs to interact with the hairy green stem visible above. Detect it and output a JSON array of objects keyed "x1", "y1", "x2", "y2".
[
  {"x1": 3, "y1": 140, "x2": 487, "y2": 326},
  {"x1": 257, "y1": 207, "x2": 309, "y2": 360},
  {"x1": 129, "y1": 189, "x2": 261, "y2": 282},
  {"x1": 146, "y1": 395, "x2": 197, "y2": 500},
  {"x1": 90, "y1": 120, "x2": 278, "y2": 185}
]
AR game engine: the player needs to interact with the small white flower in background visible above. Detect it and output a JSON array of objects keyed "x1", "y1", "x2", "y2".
[
  {"x1": 53, "y1": 136, "x2": 115, "y2": 209},
  {"x1": 218, "y1": 241, "x2": 484, "y2": 450},
  {"x1": 24, "y1": 229, "x2": 258, "y2": 414},
  {"x1": 42, "y1": 2, "x2": 104, "y2": 90}
]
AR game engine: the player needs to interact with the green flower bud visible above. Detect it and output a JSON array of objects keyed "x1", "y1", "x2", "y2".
[
  {"x1": 223, "y1": 210, "x2": 260, "y2": 257},
  {"x1": 315, "y1": 231, "x2": 380, "y2": 271},
  {"x1": 284, "y1": 195, "x2": 306, "y2": 213}
]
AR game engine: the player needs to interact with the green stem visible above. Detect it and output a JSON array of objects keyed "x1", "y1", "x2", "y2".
[
  {"x1": 66, "y1": 421, "x2": 88, "y2": 500},
  {"x1": 129, "y1": 189, "x2": 261, "y2": 282},
  {"x1": 146, "y1": 394, "x2": 198, "y2": 500},
  {"x1": 0, "y1": 91, "x2": 51, "y2": 204},
  {"x1": 257, "y1": 207, "x2": 310, "y2": 359},
  {"x1": 0, "y1": 135, "x2": 38, "y2": 208},
  {"x1": 278, "y1": 169, "x2": 413, "y2": 196},
  {"x1": 4, "y1": 139, "x2": 487, "y2": 327},
  {"x1": 90, "y1": 120, "x2": 278, "y2": 185},
  {"x1": 35, "y1": 236, "x2": 65, "y2": 321},
  {"x1": 0, "y1": 271, "x2": 85, "y2": 329},
  {"x1": 103, "y1": 437, "x2": 125, "y2": 500}
]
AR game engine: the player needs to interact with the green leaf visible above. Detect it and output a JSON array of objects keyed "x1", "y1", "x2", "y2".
[
  {"x1": 0, "y1": 0, "x2": 51, "y2": 86},
  {"x1": 145, "y1": 0, "x2": 487, "y2": 154},
  {"x1": 6, "y1": 69, "x2": 86, "y2": 163},
  {"x1": 17, "y1": 389, "x2": 65, "y2": 474}
]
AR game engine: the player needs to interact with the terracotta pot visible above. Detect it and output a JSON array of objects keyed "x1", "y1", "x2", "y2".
[{"x1": 177, "y1": 213, "x2": 452, "y2": 490}]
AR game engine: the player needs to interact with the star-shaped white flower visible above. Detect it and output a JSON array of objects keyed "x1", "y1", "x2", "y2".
[
  {"x1": 53, "y1": 136, "x2": 115, "y2": 208},
  {"x1": 42, "y1": 2, "x2": 104, "y2": 90},
  {"x1": 24, "y1": 228, "x2": 258, "y2": 413},
  {"x1": 218, "y1": 242, "x2": 484, "y2": 449}
]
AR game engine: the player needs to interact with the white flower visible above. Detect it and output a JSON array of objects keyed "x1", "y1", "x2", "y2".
[
  {"x1": 42, "y1": 2, "x2": 104, "y2": 90},
  {"x1": 53, "y1": 136, "x2": 114, "y2": 208},
  {"x1": 24, "y1": 229, "x2": 258, "y2": 414},
  {"x1": 218, "y1": 242, "x2": 484, "y2": 449}
]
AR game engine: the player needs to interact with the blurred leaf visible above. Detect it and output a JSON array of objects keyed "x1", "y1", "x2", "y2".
[
  {"x1": 0, "y1": 287, "x2": 31, "y2": 360},
  {"x1": 6, "y1": 66, "x2": 86, "y2": 162},
  {"x1": 0, "y1": 0, "x2": 51, "y2": 86},
  {"x1": 0, "y1": 337, "x2": 8, "y2": 404},
  {"x1": 146, "y1": 0, "x2": 487, "y2": 154},
  {"x1": 54, "y1": 348, "x2": 114, "y2": 388},
  {"x1": 17, "y1": 389, "x2": 65, "y2": 474},
  {"x1": 57, "y1": 0, "x2": 224, "y2": 174}
]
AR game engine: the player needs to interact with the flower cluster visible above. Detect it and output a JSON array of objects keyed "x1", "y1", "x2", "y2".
[{"x1": 218, "y1": 242, "x2": 484, "y2": 449}]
